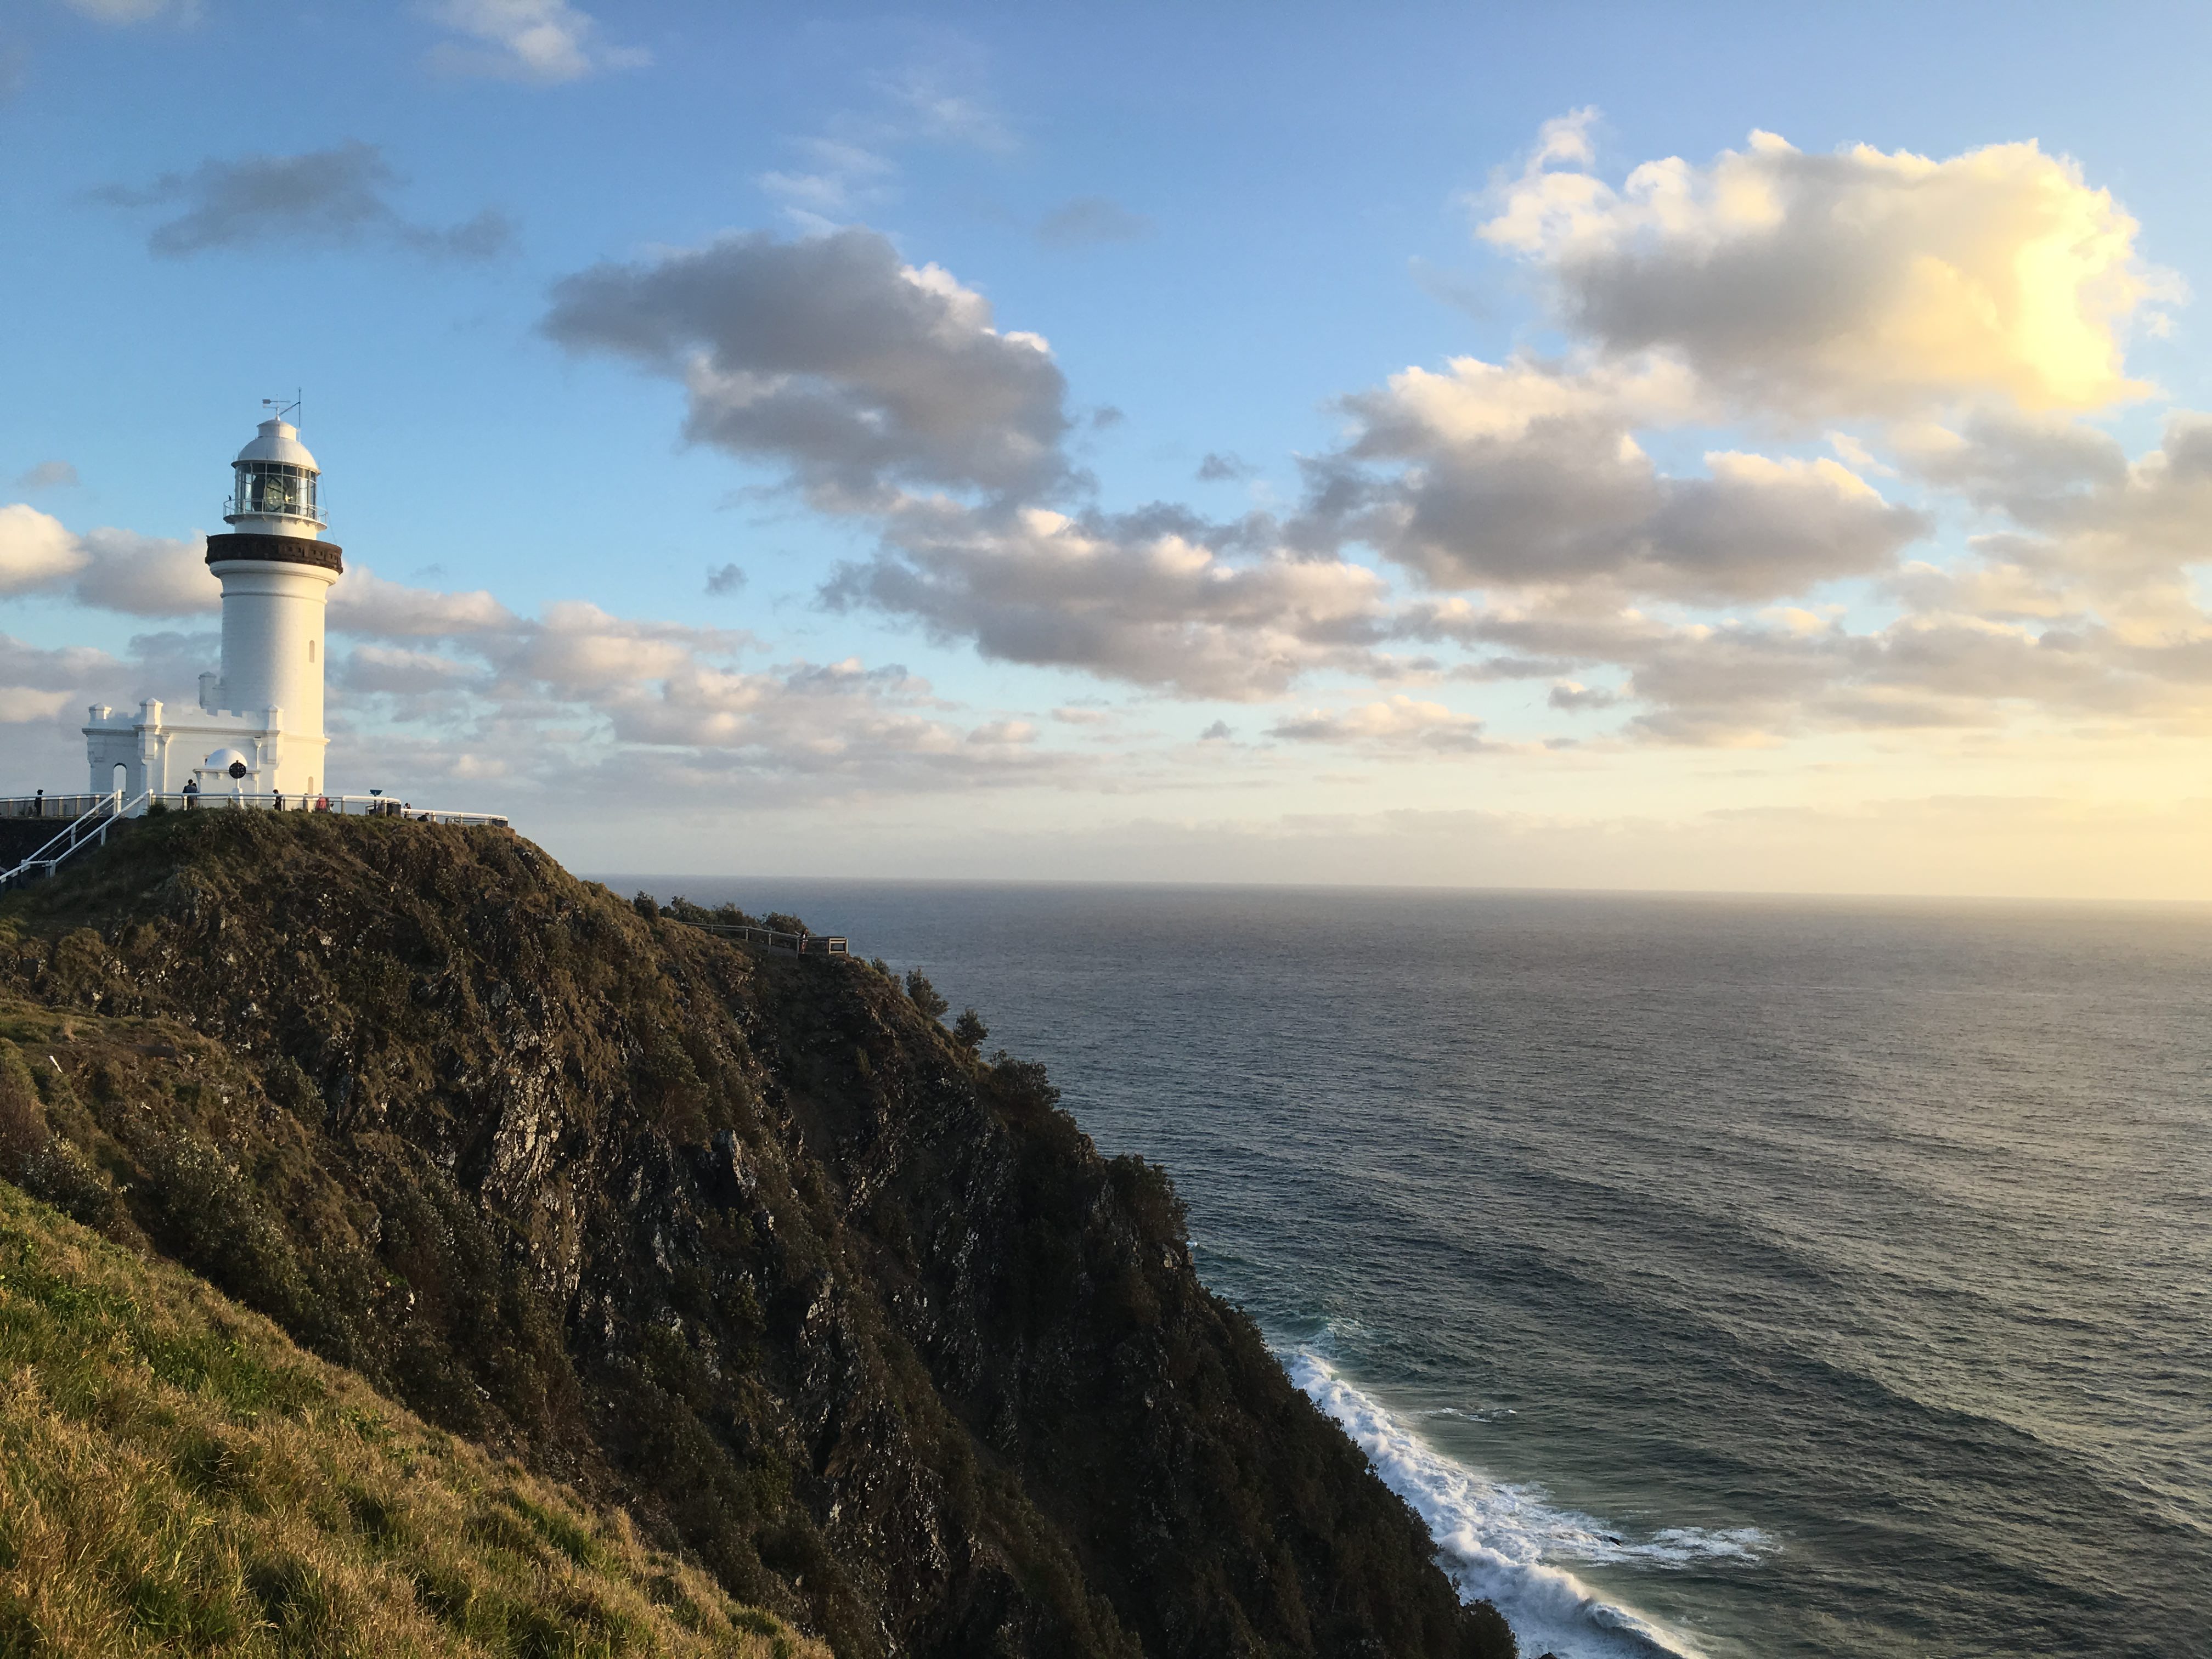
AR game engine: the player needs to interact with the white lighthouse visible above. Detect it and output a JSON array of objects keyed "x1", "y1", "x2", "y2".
[{"x1": 84, "y1": 412, "x2": 344, "y2": 799}]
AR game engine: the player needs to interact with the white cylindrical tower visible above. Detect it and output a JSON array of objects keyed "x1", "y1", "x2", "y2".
[{"x1": 201, "y1": 416, "x2": 343, "y2": 795}]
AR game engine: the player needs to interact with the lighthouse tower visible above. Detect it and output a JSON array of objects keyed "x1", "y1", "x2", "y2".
[{"x1": 84, "y1": 413, "x2": 345, "y2": 799}]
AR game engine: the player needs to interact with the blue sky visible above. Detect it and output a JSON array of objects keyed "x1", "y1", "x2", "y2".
[{"x1": 7, "y1": 1, "x2": 2212, "y2": 894}]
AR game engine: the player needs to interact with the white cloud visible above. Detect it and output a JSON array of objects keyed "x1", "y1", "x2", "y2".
[
  {"x1": 828, "y1": 500, "x2": 1397, "y2": 701},
  {"x1": 71, "y1": 528, "x2": 217, "y2": 615},
  {"x1": 0, "y1": 505, "x2": 86, "y2": 594},
  {"x1": 757, "y1": 139, "x2": 896, "y2": 219},
  {"x1": 424, "y1": 0, "x2": 646, "y2": 84},
  {"x1": 545, "y1": 228, "x2": 1071, "y2": 509},
  {"x1": 1480, "y1": 122, "x2": 2179, "y2": 417},
  {"x1": 1268, "y1": 695, "x2": 1492, "y2": 753},
  {"x1": 0, "y1": 687, "x2": 72, "y2": 723},
  {"x1": 328, "y1": 567, "x2": 517, "y2": 639},
  {"x1": 1327, "y1": 371, "x2": 1927, "y2": 601},
  {"x1": 341, "y1": 645, "x2": 484, "y2": 695}
]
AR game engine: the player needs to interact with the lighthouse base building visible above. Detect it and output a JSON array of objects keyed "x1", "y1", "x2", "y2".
[{"x1": 83, "y1": 415, "x2": 341, "y2": 801}]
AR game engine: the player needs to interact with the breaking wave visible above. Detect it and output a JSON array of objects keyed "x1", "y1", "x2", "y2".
[{"x1": 1284, "y1": 1347, "x2": 1769, "y2": 1659}]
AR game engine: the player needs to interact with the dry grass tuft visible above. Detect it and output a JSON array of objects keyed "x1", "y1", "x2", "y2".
[{"x1": 0, "y1": 1177, "x2": 821, "y2": 1658}]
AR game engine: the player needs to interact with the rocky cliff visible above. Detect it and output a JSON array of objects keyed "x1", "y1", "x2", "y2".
[{"x1": 0, "y1": 810, "x2": 1513, "y2": 1659}]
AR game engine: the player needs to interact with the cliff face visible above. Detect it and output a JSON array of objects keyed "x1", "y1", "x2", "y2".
[{"x1": 0, "y1": 812, "x2": 1512, "y2": 1659}]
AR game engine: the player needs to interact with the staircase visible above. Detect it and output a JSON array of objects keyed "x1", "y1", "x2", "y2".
[{"x1": 0, "y1": 792, "x2": 143, "y2": 892}]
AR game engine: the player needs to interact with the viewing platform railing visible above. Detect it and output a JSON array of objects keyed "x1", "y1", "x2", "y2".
[
  {"x1": 0, "y1": 794, "x2": 115, "y2": 821},
  {"x1": 0, "y1": 793, "x2": 509, "y2": 828},
  {"x1": 680, "y1": 921, "x2": 850, "y2": 958},
  {"x1": 142, "y1": 792, "x2": 510, "y2": 827}
]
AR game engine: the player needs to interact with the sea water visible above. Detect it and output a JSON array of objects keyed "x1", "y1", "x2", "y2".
[{"x1": 606, "y1": 880, "x2": 2212, "y2": 1658}]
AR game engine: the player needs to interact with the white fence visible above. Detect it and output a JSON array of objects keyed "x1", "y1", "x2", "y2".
[
  {"x1": 1, "y1": 792, "x2": 508, "y2": 827},
  {"x1": 0, "y1": 794, "x2": 114, "y2": 821},
  {"x1": 139, "y1": 792, "x2": 509, "y2": 827}
]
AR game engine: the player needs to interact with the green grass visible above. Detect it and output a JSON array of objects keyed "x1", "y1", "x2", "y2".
[{"x1": 0, "y1": 1177, "x2": 818, "y2": 1659}]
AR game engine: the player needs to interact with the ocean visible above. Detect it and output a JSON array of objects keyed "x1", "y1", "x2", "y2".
[{"x1": 603, "y1": 879, "x2": 2212, "y2": 1658}]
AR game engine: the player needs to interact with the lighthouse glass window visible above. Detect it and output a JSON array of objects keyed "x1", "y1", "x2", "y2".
[{"x1": 235, "y1": 462, "x2": 318, "y2": 521}]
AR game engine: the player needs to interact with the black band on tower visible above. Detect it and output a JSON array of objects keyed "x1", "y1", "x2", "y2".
[{"x1": 204, "y1": 533, "x2": 344, "y2": 574}]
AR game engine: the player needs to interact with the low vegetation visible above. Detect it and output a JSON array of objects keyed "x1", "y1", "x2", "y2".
[{"x1": 0, "y1": 1175, "x2": 817, "y2": 1658}]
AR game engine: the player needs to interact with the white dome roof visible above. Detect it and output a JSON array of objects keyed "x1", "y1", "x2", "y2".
[
  {"x1": 202, "y1": 748, "x2": 252, "y2": 774},
  {"x1": 234, "y1": 419, "x2": 319, "y2": 472}
]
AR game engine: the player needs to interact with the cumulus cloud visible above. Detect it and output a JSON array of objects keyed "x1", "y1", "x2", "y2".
[
  {"x1": 538, "y1": 122, "x2": 2208, "y2": 753},
  {"x1": 826, "y1": 501, "x2": 1396, "y2": 700},
  {"x1": 1268, "y1": 695, "x2": 1492, "y2": 753},
  {"x1": 1233, "y1": 115, "x2": 2205, "y2": 748},
  {"x1": 0, "y1": 687, "x2": 72, "y2": 724},
  {"x1": 0, "y1": 506, "x2": 215, "y2": 614},
  {"x1": 72, "y1": 528, "x2": 218, "y2": 615},
  {"x1": 545, "y1": 229, "x2": 1425, "y2": 701},
  {"x1": 0, "y1": 505, "x2": 84, "y2": 594},
  {"x1": 1480, "y1": 120, "x2": 2177, "y2": 417},
  {"x1": 424, "y1": 0, "x2": 646, "y2": 84},
  {"x1": 16, "y1": 461, "x2": 78, "y2": 490},
  {"x1": 1036, "y1": 196, "x2": 1153, "y2": 249},
  {"x1": 1328, "y1": 360, "x2": 1927, "y2": 601},
  {"x1": 705, "y1": 563, "x2": 746, "y2": 596},
  {"x1": 341, "y1": 645, "x2": 484, "y2": 696},
  {"x1": 94, "y1": 140, "x2": 512, "y2": 259},
  {"x1": 328, "y1": 568, "x2": 518, "y2": 639},
  {"x1": 545, "y1": 228, "x2": 1072, "y2": 507}
]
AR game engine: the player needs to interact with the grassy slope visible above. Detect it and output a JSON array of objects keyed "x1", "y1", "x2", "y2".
[{"x1": 0, "y1": 1176, "x2": 820, "y2": 1659}]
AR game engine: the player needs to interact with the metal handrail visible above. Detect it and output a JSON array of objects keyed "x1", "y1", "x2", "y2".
[
  {"x1": 0, "y1": 794, "x2": 120, "y2": 820},
  {"x1": 148, "y1": 792, "x2": 509, "y2": 827},
  {"x1": 0, "y1": 790, "x2": 142, "y2": 891},
  {"x1": 222, "y1": 493, "x2": 328, "y2": 527}
]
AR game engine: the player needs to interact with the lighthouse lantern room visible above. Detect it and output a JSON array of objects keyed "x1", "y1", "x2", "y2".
[{"x1": 84, "y1": 412, "x2": 345, "y2": 800}]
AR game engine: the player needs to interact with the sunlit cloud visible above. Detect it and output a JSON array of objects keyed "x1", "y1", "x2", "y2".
[{"x1": 1479, "y1": 122, "x2": 2180, "y2": 417}]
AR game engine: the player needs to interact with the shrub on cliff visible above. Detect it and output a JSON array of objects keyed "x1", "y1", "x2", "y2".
[{"x1": 902, "y1": 969, "x2": 948, "y2": 1022}]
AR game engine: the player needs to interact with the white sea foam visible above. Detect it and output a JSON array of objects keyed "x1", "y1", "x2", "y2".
[{"x1": 1285, "y1": 1347, "x2": 1768, "y2": 1659}]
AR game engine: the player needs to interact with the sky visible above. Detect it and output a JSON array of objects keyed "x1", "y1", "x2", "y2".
[{"x1": 6, "y1": 0, "x2": 2212, "y2": 896}]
